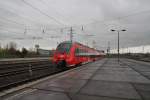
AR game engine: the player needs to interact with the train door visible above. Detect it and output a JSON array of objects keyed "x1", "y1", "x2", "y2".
[{"x1": 75, "y1": 48, "x2": 80, "y2": 64}]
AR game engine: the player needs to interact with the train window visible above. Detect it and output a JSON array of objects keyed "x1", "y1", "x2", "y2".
[
  {"x1": 75, "y1": 48, "x2": 80, "y2": 55},
  {"x1": 80, "y1": 49, "x2": 84, "y2": 53},
  {"x1": 56, "y1": 43, "x2": 72, "y2": 54},
  {"x1": 78, "y1": 48, "x2": 85, "y2": 56}
]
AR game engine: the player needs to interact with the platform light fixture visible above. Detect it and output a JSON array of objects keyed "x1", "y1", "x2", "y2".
[{"x1": 111, "y1": 29, "x2": 126, "y2": 62}]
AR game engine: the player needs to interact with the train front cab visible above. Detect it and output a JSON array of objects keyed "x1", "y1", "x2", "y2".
[{"x1": 53, "y1": 42, "x2": 77, "y2": 69}]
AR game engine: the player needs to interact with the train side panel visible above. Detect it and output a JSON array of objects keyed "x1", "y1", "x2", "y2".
[{"x1": 52, "y1": 41, "x2": 105, "y2": 68}]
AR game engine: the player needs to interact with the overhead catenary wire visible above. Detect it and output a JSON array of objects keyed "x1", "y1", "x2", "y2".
[
  {"x1": 0, "y1": 24, "x2": 68, "y2": 35},
  {"x1": 0, "y1": 26, "x2": 65, "y2": 40},
  {"x1": 1, "y1": 1, "x2": 71, "y2": 31},
  {"x1": 22, "y1": 0, "x2": 66, "y2": 26},
  {"x1": 1, "y1": 8, "x2": 150, "y2": 35},
  {"x1": 0, "y1": 7, "x2": 43, "y2": 27},
  {"x1": 1, "y1": 2, "x2": 150, "y2": 42},
  {"x1": 82, "y1": 9, "x2": 150, "y2": 27},
  {"x1": 38, "y1": 0, "x2": 72, "y2": 25},
  {"x1": 0, "y1": 28, "x2": 23, "y2": 35},
  {"x1": 71, "y1": 8, "x2": 150, "y2": 33},
  {"x1": 0, "y1": 16, "x2": 25, "y2": 27},
  {"x1": 1, "y1": 2, "x2": 150, "y2": 29},
  {"x1": 0, "y1": 5, "x2": 70, "y2": 32},
  {"x1": 0, "y1": 2, "x2": 121, "y2": 35},
  {"x1": 0, "y1": 2, "x2": 72, "y2": 34}
]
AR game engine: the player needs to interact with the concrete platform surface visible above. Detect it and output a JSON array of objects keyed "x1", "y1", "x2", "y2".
[{"x1": 1, "y1": 58, "x2": 150, "y2": 100}]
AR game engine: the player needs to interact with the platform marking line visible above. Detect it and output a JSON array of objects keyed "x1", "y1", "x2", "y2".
[
  {"x1": 4, "y1": 89, "x2": 37, "y2": 100},
  {"x1": 130, "y1": 83, "x2": 145, "y2": 100},
  {"x1": 120, "y1": 60, "x2": 150, "y2": 80},
  {"x1": 79, "y1": 92, "x2": 134, "y2": 100},
  {"x1": 120, "y1": 60, "x2": 150, "y2": 100}
]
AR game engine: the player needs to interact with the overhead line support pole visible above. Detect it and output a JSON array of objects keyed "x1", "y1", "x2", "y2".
[{"x1": 70, "y1": 27, "x2": 73, "y2": 43}]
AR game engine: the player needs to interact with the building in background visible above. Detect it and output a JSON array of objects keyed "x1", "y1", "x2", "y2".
[{"x1": 38, "y1": 49, "x2": 55, "y2": 57}]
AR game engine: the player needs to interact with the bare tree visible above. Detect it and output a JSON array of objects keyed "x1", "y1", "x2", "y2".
[
  {"x1": 8, "y1": 42, "x2": 17, "y2": 55},
  {"x1": 21, "y1": 47, "x2": 28, "y2": 57},
  {"x1": 8, "y1": 42, "x2": 17, "y2": 49}
]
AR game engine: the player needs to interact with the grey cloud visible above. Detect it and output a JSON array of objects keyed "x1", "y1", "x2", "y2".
[{"x1": 0, "y1": 0, "x2": 150, "y2": 50}]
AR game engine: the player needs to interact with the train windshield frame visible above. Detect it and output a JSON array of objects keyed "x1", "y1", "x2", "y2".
[{"x1": 56, "y1": 43, "x2": 72, "y2": 54}]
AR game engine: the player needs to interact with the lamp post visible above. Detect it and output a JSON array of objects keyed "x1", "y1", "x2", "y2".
[{"x1": 111, "y1": 29, "x2": 126, "y2": 62}]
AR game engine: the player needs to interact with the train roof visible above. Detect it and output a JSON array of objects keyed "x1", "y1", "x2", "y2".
[
  {"x1": 60, "y1": 41, "x2": 85, "y2": 46},
  {"x1": 59, "y1": 41, "x2": 105, "y2": 53},
  {"x1": 61, "y1": 41, "x2": 72, "y2": 44},
  {"x1": 60, "y1": 41, "x2": 95, "y2": 50}
]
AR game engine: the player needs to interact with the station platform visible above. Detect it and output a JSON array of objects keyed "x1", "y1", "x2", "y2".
[{"x1": 1, "y1": 58, "x2": 150, "y2": 100}]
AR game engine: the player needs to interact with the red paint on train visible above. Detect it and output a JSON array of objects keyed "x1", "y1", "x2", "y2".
[{"x1": 52, "y1": 41, "x2": 105, "y2": 68}]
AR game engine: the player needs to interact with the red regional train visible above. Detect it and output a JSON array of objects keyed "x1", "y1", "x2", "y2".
[{"x1": 52, "y1": 41, "x2": 105, "y2": 69}]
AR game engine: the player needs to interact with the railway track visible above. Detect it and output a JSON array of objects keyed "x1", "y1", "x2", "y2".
[{"x1": 0, "y1": 60, "x2": 63, "y2": 91}]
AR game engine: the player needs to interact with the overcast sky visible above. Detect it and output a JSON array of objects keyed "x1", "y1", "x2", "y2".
[{"x1": 0, "y1": 0, "x2": 150, "y2": 51}]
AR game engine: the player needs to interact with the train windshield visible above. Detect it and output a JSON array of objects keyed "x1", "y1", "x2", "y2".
[{"x1": 56, "y1": 43, "x2": 72, "y2": 54}]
